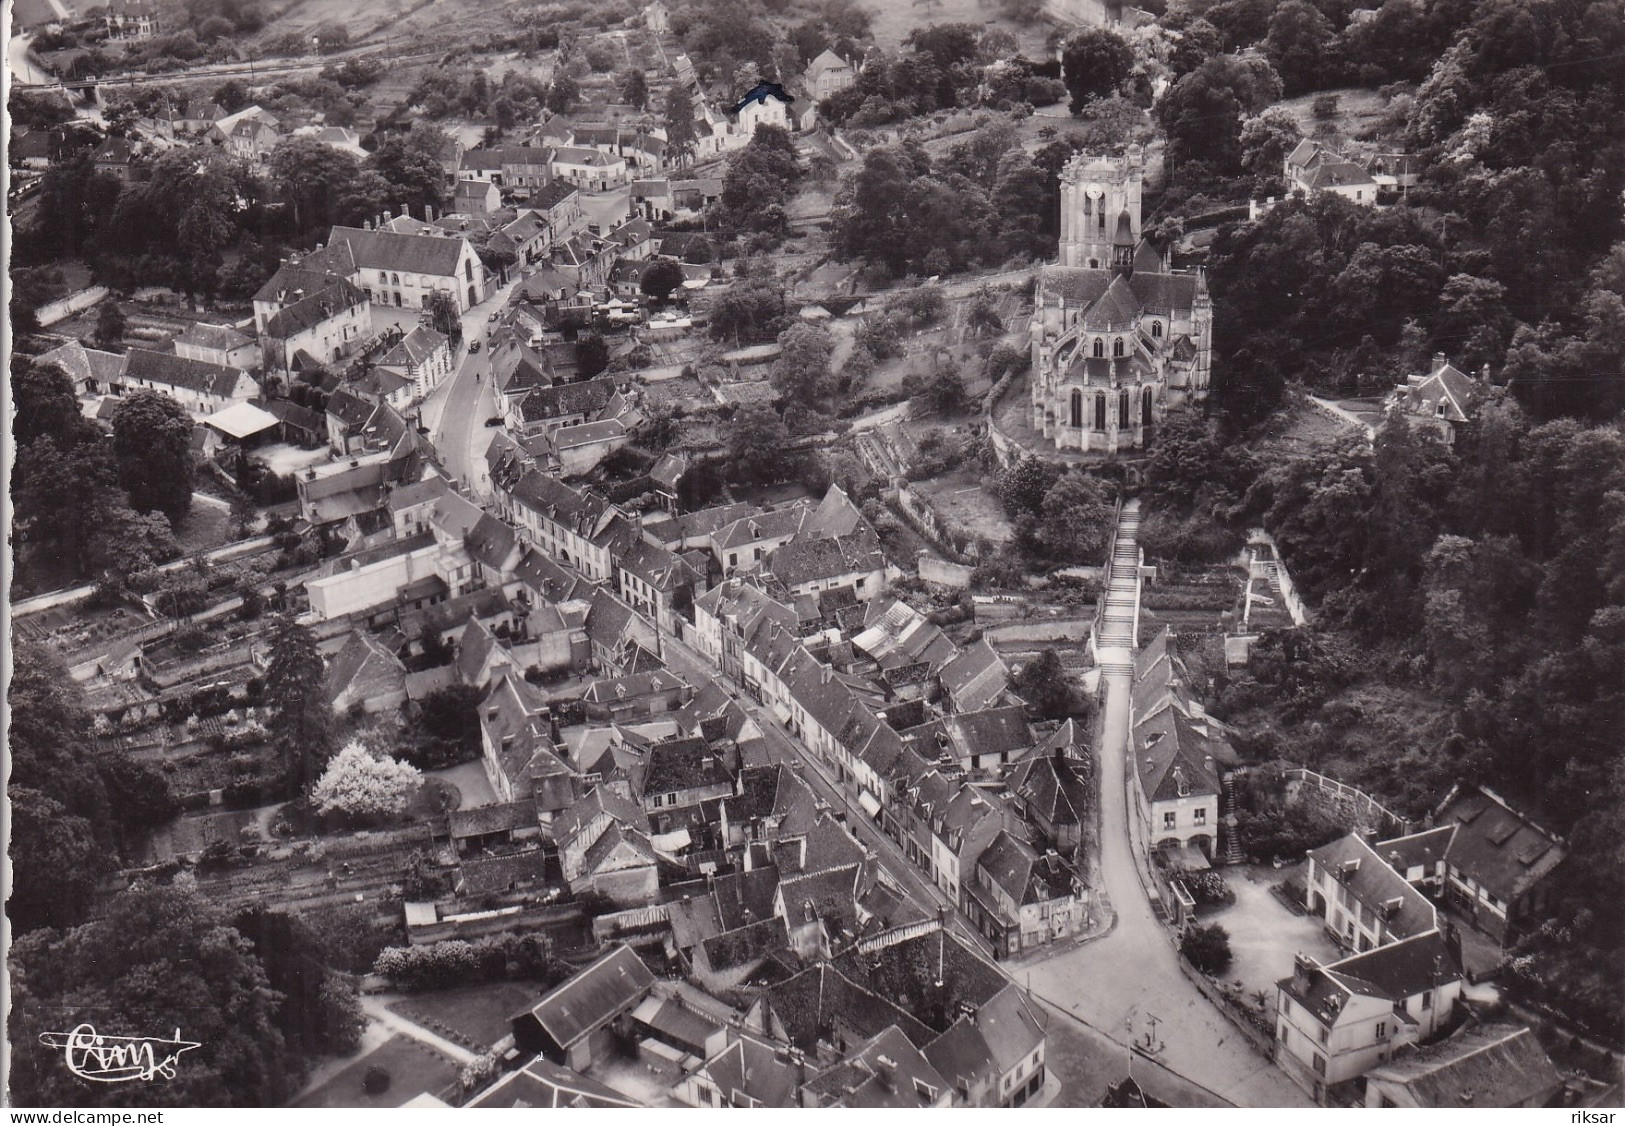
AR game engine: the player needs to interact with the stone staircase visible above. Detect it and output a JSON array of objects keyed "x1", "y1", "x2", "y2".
[{"x1": 1097, "y1": 499, "x2": 1142, "y2": 674}]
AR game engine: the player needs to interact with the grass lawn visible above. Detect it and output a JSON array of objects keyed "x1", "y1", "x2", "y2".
[
  {"x1": 173, "y1": 495, "x2": 238, "y2": 555},
  {"x1": 294, "y1": 1035, "x2": 460, "y2": 1108},
  {"x1": 390, "y1": 982, "x2": 543, "y2": 1050}
]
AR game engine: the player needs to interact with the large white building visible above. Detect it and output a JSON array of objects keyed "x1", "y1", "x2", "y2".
[{"x1": 1029, "y1": 147, "x2": 1212, "y2": 455}]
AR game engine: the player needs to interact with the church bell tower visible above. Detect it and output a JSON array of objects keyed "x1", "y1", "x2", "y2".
[{"x1": 1059, "y1": 145, "x2": 1144, "y2": 269}]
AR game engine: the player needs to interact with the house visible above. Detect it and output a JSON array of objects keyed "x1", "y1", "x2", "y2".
[
  {"x1": 1391, "y1": 354, "x2": 1479, "y2": 445},
  {"x1": 531, "y1": 180, "x2": 587, "y2": 241},
  {"x1": 32, "y1": 339, "x2": 126, "y2": 396},
  {"x1": 173, "y1": 323, "x2": 257, "y2": 370},
  {"x1": 1275, "y1": 931, "x2": 1465, "y2": 1105},
  {"x1": 1363, "y1": 1023, "x2": 1564, "y2": 1109},
  {"x1": 549, "y1": 146, "x2": 629, "y2": 191},
  {"x1": 492, "y1": 210, "x2": 551, "y2": 267},
  {"x1": 217, "y1": 112, "x2": 281, "y2": 165},
  {"x1": 327, "y1": 224, "x2": 488, "y2": 311},
  {"x1": 615, "y1": 538, "x2": 702, "y2": 636},
  {"x1": 1431, "y1": 782, "x2": 1567, "y2": 943},
  {"x1": 258, "y1": 277, "x2": 372, "y2": 373},
  {"x1": 731, "y1": 86, "x2": 793, "y2": 143},
  {"x1": 116, "y1": 349, "x2": 259, "y2": 415},
  {"x1": 324, "y1": 630, "x2": 408, "y2": 714},
  {"x1": 478, "y1": 671, "x2": 570, "y2": 805},
  {"x1": 630, "y1": 987, "x2": 729, "y2": 1061},
  {"x1": 677, "y1": 1033, "x2": 803, "y2": 1109},
  {"x1": 963, "y1": 829, "x2": 1083, "y2": 955},
  {"x1": 453, "y1": 177, "x2": 503, "y2": 218},
  {"x1": 805, "y1": 49, "x2": 856, "y2": 100},
  {"x1": 638, "y1": 735, "x2": 733, "y2": 815},
  {"x1": 90, "y1": 137, "x2": 138, "y2": 182},
  {"x1": 105, "y1": 0, "x2": 158, "y2": 40},
  {"x1": 373, "y1": 325, "x2": 453, "y2": 400},
  {"x1": 904, "y1": 707, "x2": 1034, "y2": 774},
  {"x1": 710, "y1": 505, "x2": 810, "y2": 574},
  {"x1": 1006, "y1": 722, "x2": 1091, "y2": 854},
  {"x1": 581, "y1": 669, "x2": 690, "y2": 722},
  {"x1": 1285, "y1": 140, "x2": 1377, "y2": 205},
  {"x1": 555, "y1": 786, "x2": 660, "y2": 906},
  {"x1": 506, "y1": 376, "x2": 620, "y2": 436},
  {"x1": 547, "y1": 419, "x2": 630, "y2": 478},
  {"x1": 467, "y1": 1056, "x2": 639, "y2": 1108},
  {"x1": 801, "y1": 1025, "x2": 953, "y2": 1109},
  {"x1": 1304, "y1": 832, "x2": 1440, "y2": 954},
  {"x1": 456, "y1": 145, "x2": 555, "y2": 193},
  {"x1": 1128, "y1": 628, "x2": 1236, "y2": 862},
  {"x1": 938, "y1": 639, "x2": 1008, "y2": 714},
  {"x1": 510, "y1": 945, "x2": 656, "y2": 1069},
  {"x1": 765, "y1": 532, "x2": 887, "y2": 602}
]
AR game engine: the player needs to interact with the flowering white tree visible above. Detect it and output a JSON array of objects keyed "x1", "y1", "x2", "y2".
[{"x1": 311, "y1": 741, "x2": 421, "y2": 819}]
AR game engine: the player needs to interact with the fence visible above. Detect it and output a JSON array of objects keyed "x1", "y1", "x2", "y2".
[
  {"x1": 1284, "y1": 767, "x2": 1411, "y2": 837},
  {"x1": 1175, "y1": 957, "x2": 1278, "y2": 1059},
  {"x1": 983, "y1": 619, "x2": 1093, "y2": 645}
]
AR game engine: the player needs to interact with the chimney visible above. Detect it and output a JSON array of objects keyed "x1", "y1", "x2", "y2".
[
  {"x1": 1292, "y1": 953, "x2": 1315, "y2": 992},
  {"x1": 1431, "y1": 352, "x2": 1447, "y2": 375},
  {"x1": 383, "y1": 209, "x2": 392, "y2": 221}
]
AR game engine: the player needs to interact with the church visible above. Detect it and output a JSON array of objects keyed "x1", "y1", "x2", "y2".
[{"x1": 1028, "y1": 146, "x2": 1212, "y2": 455}]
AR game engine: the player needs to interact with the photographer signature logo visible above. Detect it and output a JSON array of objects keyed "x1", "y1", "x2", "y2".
[{"x1": 39, "y1": 1025, "x2": 201, "y2": 1083}]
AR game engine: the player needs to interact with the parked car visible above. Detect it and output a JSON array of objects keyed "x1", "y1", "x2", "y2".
[
  {"x1": 485, "y1": 416, "x2": 503, "y2": 427},
  {"x1": 468, "y1": 340, "x2": 481, "y2": 353}
]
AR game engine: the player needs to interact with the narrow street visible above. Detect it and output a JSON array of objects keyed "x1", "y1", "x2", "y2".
[
  {"x1": 656, "y1": 631, "x2": 990, "y2": 954},
  {"x1": 419, "y1": 278, "x2": 520, "y2": 500},
  {"x1": 1021, "y1": 501, "x2": 1313, "y2": 1107}
]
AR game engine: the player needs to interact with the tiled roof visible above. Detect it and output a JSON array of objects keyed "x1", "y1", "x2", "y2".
[
  {"x1": 804, "y1": 1024, "x2": 948, "y2": 1109},
  {"x1": 1433, "y1": 784, "x2": 1566, "y2": 904},
  {"x1": 517, "y1": 945, "x2": 654, "y2": 1050},
  {"x1": 766, "y1": 532, "x2": 884, "y2": 589},
  {"x1": 176, "y1": 322, "x2": 251, "y2": 351},
  {"x1": 448, "y1": 800, "x2": 535, "y2": 838},
  {"x1": 123, "y1": 348, "x2": 253, "y2": 398},
  {"x1": 328, "y1": 225, "x2": 470, "y2": 277},
  {"x1": 641, "y1": 736, "x2": 729, "y2": 798},
  {"x1": 1324, "y1": 929, "x2": 1460, "y2": 1002},
  {"x1": 1307, "y1": 833, "x2": 1438, "y2": 941},
  {"x1": 1365, "y1": 1023, "x2": 1563, "y2": 1108},
  {"x1": 468, "y1": 1056, "x2": 639, "y2": 1108},
  {"x1": 1376, "y1": 825, "x2": 1456, "y2": 874},
  {"x1": 377, "y1": 326, "x2": 447, "y2": 369},
  {"x1": 1008, "y1": 750, "x2": 1091, "y2": 832},
  {"x1": 263, "y1": 278, "x2": 368, "y2": 339}
]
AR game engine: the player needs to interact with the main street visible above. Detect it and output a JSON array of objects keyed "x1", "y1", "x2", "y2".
[{"x1": 1021, "y1": 503, "x2": 1313, "y2": 1107}]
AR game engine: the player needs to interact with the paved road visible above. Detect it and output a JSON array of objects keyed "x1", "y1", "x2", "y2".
[
  {"x1": 421, "y1": 278, "x2": 521, "y2": 499},
  {"x1": 1021, "y1": 504, "x2": 1312, "y2": 1107}
]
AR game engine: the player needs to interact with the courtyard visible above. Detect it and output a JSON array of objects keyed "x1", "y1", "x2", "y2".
[
  {"x1": 294, "y1": 1034, "x2": 460, "y2": 1109},
  {"x1": 1201, "y1": 863, "x2": 1343, "y2": 1007}
]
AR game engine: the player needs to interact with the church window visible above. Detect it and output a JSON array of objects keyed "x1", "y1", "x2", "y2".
[
  {"x1": 1094, "y1": 394, "x2": 1106, "y2": 431},
  {"x1": 1151, "y1": 321, "x2": 1162, "y2": 338},
  {"x1": 1143, "y1": 388, "x2": 1154, "y2": 427},
  {"x1": 1093, "y1": 338, "x2": 1104, "y2": 358},
  {"x1": 1070, "y1": 389, "x2": 1083, "y2": 428},
  {"x1": 1084, "y1": 196, "x2": 1092, "y2": 217},
  {"x1": 1098, "y1": 210, "x2": 1106, "y2": 232},
  {"x1": 1113, "y1": 337, "x2": 1125, "y2": 358},
  {"x1": 1119, "y1": 390, "x2": 1130, "y2": 428}
]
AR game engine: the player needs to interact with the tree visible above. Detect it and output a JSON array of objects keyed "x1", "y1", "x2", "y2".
[
  {"x1": 94, "y1": 300, "x2": 128, "y2": 348},
  {"x1": 1180, "y1": 922, "x2": 1234, "y2": 974},
  {"x1": 1012, "y1": 649, "x2": 1077, "y2": 718},
  {"x1": 424, "y1": 288, "x2": 462, "y2": 342},
  {"x1": 906, "y1": 362, "x2": 968, "y2": 416},
  {"x1": 1037, "y1": 471, "x2": 1115, "y2": 561},
  {"x1": 994, "y1": 454, "x2": 1062, "y2": 517},
  {"x1": 640, "y1": 257, "x2": 686, "y2": 302},
  {"x1": 7, "y1": 788, "x2": 104, "y2": 933},
  {"x1": 622, "y1": 68, "x2": 649, "y2": 109},
  {"x1": 233, "y1": 909, "x2": 364, "y2": 1059},
  {"x1": 12, "y1": 359, "x2": 96, "y2": 449},
  {"x1": 365, "y1": 130, "x2": 451, "y2": 216},
  {"x1": 727, "y1": 405, "x2": 793, "y2": 484},
  {"x1": 269, "y1": 136, "x2": 365, "y2": 234},
  {"x1": 262, "y1": 616, "x2": 336, "y2": 791},
  {"x1": 664, "y1": 84, "x2": 698, "y2": 166},
  {"x1": 576, "y1": 331, "x2": 610, "y2": 378},
  {"x1": 417, "y1": 683, "x2": 484, "y2": 747},
  {"x1": 546, "y1": 74, "x2": 580, "y2": 114},
  {"x1": 708, "y1": 284, "x2": 785, "y2": 345},
  {"x1": 1061, "y1": 29, "x2": 1135, "y2": 113},
  {"x1": 1263, "y1": 0, "x2": 1335, "y2": 96},
  {"x1": 771, "y1": 322, "x2": 836, "y2": 406},
  {"x1": 311, "y1": 741, "x2": 421, "y2": 820},
  {"x1": 1239, "y1": 108, "x2": 1301, "y2": 184},
  {"x1": 111, "y1": 390, "x2": 195, "y2": 525},
  {"x1": 1156, "y1": 62, "x2": 1246, "y2": 178},
  {"x1": 7, "y1": 886, "x2": 294, "y2": 1107}
]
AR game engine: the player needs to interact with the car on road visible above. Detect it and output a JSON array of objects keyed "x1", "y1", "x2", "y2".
[
  {"x1": 485, "y1": 416, "x2": 503, "y2": 427},
  {"x1": 468, "y1": 340, "x2": 481, "y2": 353}
]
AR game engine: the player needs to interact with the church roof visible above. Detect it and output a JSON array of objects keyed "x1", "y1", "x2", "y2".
[
  {"x1": 1081, "y1": 274, "x2": 1141, "y2": 330},
  {"x1": 1039, "y1": 264, "x2": 1200, "y2": 318}
]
